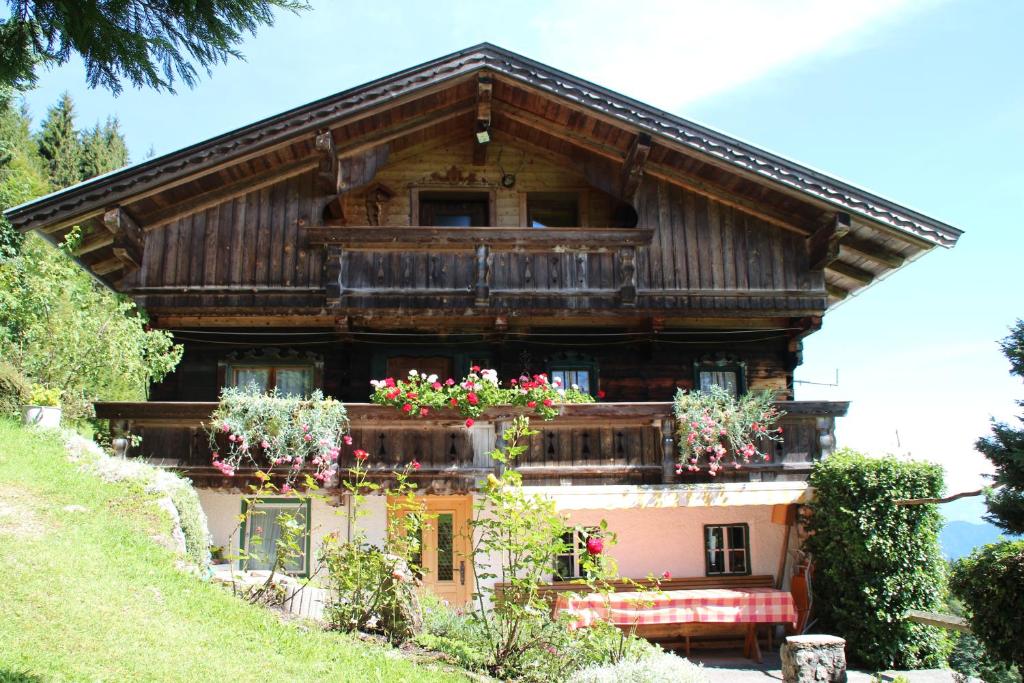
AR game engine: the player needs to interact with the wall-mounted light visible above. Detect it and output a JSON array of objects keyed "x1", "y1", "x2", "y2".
[{"x1": 476, "y1": 129, "x2": 491, "y2": 144}]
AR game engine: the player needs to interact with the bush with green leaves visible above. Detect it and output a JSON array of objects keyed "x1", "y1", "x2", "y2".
[
  {"x1": 804, "y1": 449, "x2": 952, "y2": 669},
  {"x1": 0, "y1": 360, "x2": 29, "y2": 417},
  {"x1": 950, "y1": 540, "x2": 1024, "y2": 670}
]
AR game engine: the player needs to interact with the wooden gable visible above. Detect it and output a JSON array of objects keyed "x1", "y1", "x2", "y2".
[{"x1": 5, "y1": 44, "x2": 961, "y2": 325}]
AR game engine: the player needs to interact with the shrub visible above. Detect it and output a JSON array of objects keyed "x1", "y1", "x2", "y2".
[
  {"x1": 0, "y1": 360, "x2": 29, "y2": 417},
  {"x1": 566, "y1": 652, "x2": 708, "y2": 683},
  {"x1": 950, "y1": 540, "x2": 1024, "y2": 670},
  {"x1": 804, "y1": 449, "x2": 952, "y2": 669},
  {"x1": 28, "y1": 383, "x2": 60, "y2": 407},
  {"x1": 167, "y1": 479, "x2": 211, "y2": 567}
]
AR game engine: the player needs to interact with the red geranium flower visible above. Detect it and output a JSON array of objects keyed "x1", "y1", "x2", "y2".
[
  {"x1": 419, "y1": 407, "x2": 429, "y2": 417},
  {"x1": 465, "y1": 418, "x2": 474, "y2": 428},
  {"x1": 353, "y1": 449, "x2": 368, "y2": 461},
  {"x1": 597, "y1": 390, "x2": 606, "y2": 399},
  {"x1": 411, "y1": 460, "x2": 421, "y2": 470},
  {"x1": 402, "y1": 403, "x2": 413, "y2": 413},
  {"x1": 542, "y1": 398, "x2": 553, "y2": 407}
]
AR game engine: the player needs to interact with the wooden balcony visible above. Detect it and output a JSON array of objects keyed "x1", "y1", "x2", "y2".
[
  {"x1": 305, "y1": 225, "x2": 654, "y2": 309},
  {"x1": 94, "y1": 401, "x2": 849, "y2": 491}
]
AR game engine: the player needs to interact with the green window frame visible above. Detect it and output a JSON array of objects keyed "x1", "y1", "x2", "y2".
[
  {"x1": 239, "y1": 497, "x2": 312, "y2": 577},
  {"x1": 549, "y1": 358, "x2": 598, "y2": 397},
  {"x1": 704, "y1": 523, "x2": 751, "y2": 576}
]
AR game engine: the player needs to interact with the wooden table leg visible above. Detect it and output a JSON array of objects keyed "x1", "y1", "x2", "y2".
[{"x1": 745, "y1": 624, "x2": 762, "y2": 663}]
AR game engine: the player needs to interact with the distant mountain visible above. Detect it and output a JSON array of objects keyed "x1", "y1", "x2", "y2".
[{"x1": 940, "y1": 520, "x2": 1017, "y2": 560}]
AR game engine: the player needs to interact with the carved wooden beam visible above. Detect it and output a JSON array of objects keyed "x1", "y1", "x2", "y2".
[
  {"x1": 103, "y1": 207, "x2": 144, "y2": 272},
  {"x1": 808, "y1": 212, "x2": 851, "y2": 270},
  {"x1": 620, "y1": 133, "x2": 652, "y2": 202},
  {"x1": 315, "y1": 129, "x2": 338, "y2": 194},
  {"x1": 473, "y1": 75, "x2": 493, "y2": 166}
]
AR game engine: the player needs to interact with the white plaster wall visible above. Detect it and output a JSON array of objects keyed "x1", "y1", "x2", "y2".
[{"x1": 563, "y1": 505, "x2": 787, "y2": 581}]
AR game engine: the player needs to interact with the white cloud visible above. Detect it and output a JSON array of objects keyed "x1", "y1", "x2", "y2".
[{"x1": 528, "y1": 0, "x2": 944, "y2": 110}]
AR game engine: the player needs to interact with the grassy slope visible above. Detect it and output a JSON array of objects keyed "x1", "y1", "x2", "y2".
[{"x1": 0, "y1": 421, "x2": 467, "y2": 683}]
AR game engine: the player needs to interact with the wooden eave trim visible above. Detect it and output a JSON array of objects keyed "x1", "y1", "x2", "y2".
[
  {"x1": 490, "y1": 72, "x2": 960, "y2": 247},
  {"x1": 493, "y1": 106, "x2": 813, "y2": 235},
  {"x1": 304, "y1": 226, "x2": 655, "y2": 251}
]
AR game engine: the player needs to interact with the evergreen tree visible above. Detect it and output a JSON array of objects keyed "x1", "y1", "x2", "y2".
[
  {"x1": 0, "y1": 91, "x2": 49, "y2": 257},
  {"x1": 0, "y1": 1, "x2": 307, "y2": 94},
  {"x1": 978, "y1": 319, "x2": 1024, "y2": 534},
  {"x1": 80, "y1": 116, "x2": 129, "y2": 179},
  {"x1": 36, "y1": 92, "x2": 82, "y2": 190}
]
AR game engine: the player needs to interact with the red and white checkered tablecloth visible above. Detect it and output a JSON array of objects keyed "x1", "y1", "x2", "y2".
[{"x1": 553, "y1": 588, "x2": 797, "y2": 630}]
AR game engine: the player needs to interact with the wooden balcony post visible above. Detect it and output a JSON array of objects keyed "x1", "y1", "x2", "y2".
[
  {"x1": 325, "y1": 245, "x2": 344, "y2": 305},
  {"x1": 661, "y1": 417, "x2": 676, "y2": 483},
  {"x1": 619, "y1": 246, "x2": 637, "y2": 306},
  {"x1": 474, "y1": 243, "x2": 490, "y2": 306}
]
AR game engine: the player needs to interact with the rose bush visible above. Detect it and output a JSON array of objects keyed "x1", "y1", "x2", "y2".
[{"x1": 370, "y1": 367, "x2": 593, "y2": 422}]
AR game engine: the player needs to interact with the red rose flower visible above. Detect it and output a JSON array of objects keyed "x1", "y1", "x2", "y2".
[{"x1": 585, "y1": 537, "x2": 604, "y2": 556}]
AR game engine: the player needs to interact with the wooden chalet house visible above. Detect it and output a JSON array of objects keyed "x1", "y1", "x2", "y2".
[{"x1": 6, "y1": 45, "x2": 960, "y2": 605}]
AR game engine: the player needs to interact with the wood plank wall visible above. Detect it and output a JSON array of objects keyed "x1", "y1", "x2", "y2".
[{"x1": 128, "y1": 137, "x2": 819, "y2": 311}]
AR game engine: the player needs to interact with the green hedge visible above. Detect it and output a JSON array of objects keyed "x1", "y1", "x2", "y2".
[
  {"x1": 804, "y1": 449, "x2": 951, "y2": 669},
  {"x1": 950, "y1": 540, "x2": 1024, "y2": 670}
]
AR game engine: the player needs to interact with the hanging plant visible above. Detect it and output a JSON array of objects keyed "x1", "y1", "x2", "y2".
[
  {"x1": 672, "y1": 385, "x2": 784, "y2": 476},
  {"x1": 206, "y1": 386, "x2": 351, "y2": 488},
  {"x1": 370, "y1": 367, "x2": 593, "y2": 423}
]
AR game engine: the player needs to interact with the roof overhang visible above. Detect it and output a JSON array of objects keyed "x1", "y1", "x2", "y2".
[{"x1": 522, "y1": 482, "x2": 813, "y2": 510}]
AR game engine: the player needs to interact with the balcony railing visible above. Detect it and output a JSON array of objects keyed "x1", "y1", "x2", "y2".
[{"x1": 94, "y1": 401, "x2": 849, "y2": 489}]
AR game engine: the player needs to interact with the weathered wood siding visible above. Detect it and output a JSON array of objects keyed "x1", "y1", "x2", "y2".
[{"x1": 126, "y1": 137, "x2": 824, "y2": 314}]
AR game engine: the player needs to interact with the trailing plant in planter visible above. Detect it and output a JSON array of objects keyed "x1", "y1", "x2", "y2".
[
  {"x1": 204, "y1": 386, "x2": 352, "y2": 602},
  {"x1": 206, "y1": 386, "x2": 350, "y2": 487},
  {"x1": 672, "y1": 386, "x2": 783, "y2": 475},
  {"x1": 370, "y1": 367, "x2": 593, "y2": 424}
]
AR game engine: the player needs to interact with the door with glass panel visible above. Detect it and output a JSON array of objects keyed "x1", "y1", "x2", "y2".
[{"x1": 413, "y1": 496, "x2": 474, "y2": 606}]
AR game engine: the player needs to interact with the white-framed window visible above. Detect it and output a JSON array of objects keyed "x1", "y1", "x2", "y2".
[
  {"x1": 704, "y1": 523, "x2": 750, "y2": 576},
  {"x1": 240, "y1": 498, "x2": 311, "y2": 576},
  {"x1": 554, "y1": 526, "x2": 599, "y2": 580}
]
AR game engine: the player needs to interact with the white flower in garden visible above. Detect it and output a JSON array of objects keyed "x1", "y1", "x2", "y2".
[
  {"x1": 408, "y1": 369, "x2": 418, "y2": 377},
  {"x1": 552, "y1": 377, "x2": 562, "y2": 387},
  {"x1": 427, "y1": 374, "x2": 438, "y2": 384},
  {"x1": 571, "y1": 384, "x2": 579, "y2": 391},
  {"x1": 370, "y1": 379, "x2": 383, "y2": 389},
  {"x1": 482, "y1": 369, "x2": 499, "y2": 385}
]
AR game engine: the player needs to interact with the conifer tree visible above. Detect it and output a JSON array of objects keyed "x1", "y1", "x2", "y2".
[
  {"x1": 978, "y1": 319, "x2": 1024, "y2": 533},
  {"x1": 0, "y1": 91, "x2": 49, "y2": 257},
  {"x1": 36, "y1": 92, "x2": 81, "y2": 190},
  {"x1": 80, "y1": 116, "x2": 129, "y2": 179}
]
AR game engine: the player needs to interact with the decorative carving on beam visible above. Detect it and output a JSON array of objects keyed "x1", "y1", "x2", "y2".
[
  {"x1": 618, "y1": 246, "x2": 638, "y2": 306},
  {"x1": 364, "y1": 183, "x2": 395, "y2": 226},
  {"x1": 620, "y1": 133, "x2": 652, "y2": 202},
  {"x1": 808, "y1": 212, "x2": 851, "y2": 270},
  {"x1": 315, "y1": 129, "x2": 338, "y2": 194},
  {"x1": 473, "y1": 75, "x2": 493, "y2": 166},
  {"x1": 103, "y1": 207, "x2": 144, "y2": 272}
]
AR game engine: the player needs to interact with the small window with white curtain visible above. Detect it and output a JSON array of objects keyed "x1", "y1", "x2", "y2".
[
  {"x1": 704, "y1": 523, "x2": 750, "y2": 576},
  {"x1": 695, "y1": 362, "x2": 745, "y2": 398},
  {"x1": 240, "y1": 498, "x2": 311, "y2": 576}
]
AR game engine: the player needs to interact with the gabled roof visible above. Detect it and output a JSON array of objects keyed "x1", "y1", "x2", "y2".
[{"x1": 4, "y1": 43, "x2": 961, "y2": 305}]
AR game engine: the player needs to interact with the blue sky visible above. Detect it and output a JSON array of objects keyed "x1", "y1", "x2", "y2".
[{"x1": 16, "y1": 0, "x2": 1022, "y2": 522}]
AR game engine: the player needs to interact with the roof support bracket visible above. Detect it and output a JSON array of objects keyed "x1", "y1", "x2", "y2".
[
  {"x1": 315, "y1": 129, "x2": 339, "y2": 194},
  {"x1": 473, "y1": 74, "x2": 493, "y2": 166},
  {"x1": 103, "y1": 207, "x2": 144, "y2": 273},
  {"x1": 808, "y1": 212, "x2": 851, "y2": 270},
  {"x1": 620, "y1": 132, "x2": 652, "y2": 202}
]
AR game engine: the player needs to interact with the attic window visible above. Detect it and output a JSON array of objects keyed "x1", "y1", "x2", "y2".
[
  {"x1": 527, "y1": 192, "x2": 579, "y2": 228},
  {"x1": 419, "y1": 191, "x2": 490, "y2": 227}
]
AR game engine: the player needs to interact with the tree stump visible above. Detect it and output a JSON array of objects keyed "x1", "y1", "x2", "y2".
[{"x1": 780, "y1": 635, "x2": 847, "y2": 683}]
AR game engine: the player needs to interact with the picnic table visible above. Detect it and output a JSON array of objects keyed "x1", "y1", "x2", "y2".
[{"x1": 552, "y1": 587, "x2": 797, "y2": 661}]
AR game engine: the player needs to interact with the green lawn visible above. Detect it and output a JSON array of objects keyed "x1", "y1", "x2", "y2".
[{"x1": 0, "y1": 420, "x2": 468, "y2": 683}]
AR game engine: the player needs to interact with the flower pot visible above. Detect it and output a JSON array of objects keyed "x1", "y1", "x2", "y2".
[{"x1": 21, "y1": 405, "x2": 61, "y2": 429}]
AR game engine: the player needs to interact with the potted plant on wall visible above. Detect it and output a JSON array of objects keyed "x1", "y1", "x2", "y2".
[{"x1": 22, "y1": 384, "x2": 62, "y2": 429}]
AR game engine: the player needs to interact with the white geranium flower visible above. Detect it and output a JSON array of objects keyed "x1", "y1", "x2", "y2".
[
  {"x1": 370, "y1": 379, "x2": 383, "y2": 389},
  {"x1": 427, "y1": 374, "x2": 438, "y2": 384},
  {"x1": 408, "y1": 369, "x2": 418, "y2": 377},
  {"x1": 571, "y1": 384, "x2": 579, "y2": 391},
  {"x1": 482, "y1": 369, "x2": 499, "y2": 385},
  {"x1": 552, "y1": 377, "x2": 562, "y2": 387}
]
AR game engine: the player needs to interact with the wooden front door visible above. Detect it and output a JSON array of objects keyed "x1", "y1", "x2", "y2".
[{"x1": 416, "y1": 495, "x2": 474, "y2": 607}]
